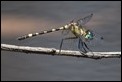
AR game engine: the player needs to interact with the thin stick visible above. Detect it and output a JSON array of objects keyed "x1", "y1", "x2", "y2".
[{"x1": 1, "y1": 44, "x2": 121, "y2": 59}]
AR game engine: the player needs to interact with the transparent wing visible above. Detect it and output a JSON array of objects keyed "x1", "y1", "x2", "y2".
[
  {"x1": 77, "y1": 13, "x2": 93, "y2": 25},
  {"x1": 62, "y1": 29, "x2": 70, "y2": 36}
]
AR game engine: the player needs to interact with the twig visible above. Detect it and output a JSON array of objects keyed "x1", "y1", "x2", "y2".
[{"x1": 1, "y1": 44, "x2": 121, "y2": 59}]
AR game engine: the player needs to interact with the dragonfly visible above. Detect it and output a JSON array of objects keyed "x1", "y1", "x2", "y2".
[{"x1": 17, "y1": 13, "x2": 103, "y2": 55}]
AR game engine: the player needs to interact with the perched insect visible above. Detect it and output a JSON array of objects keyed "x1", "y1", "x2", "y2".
[{"x1": 17, "y1": 14, "x2": 103, "y2": 55}]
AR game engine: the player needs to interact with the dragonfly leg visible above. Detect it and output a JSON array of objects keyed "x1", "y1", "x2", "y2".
[
  {"x1": 78, "y1": 37, "x2": 95, "y2": 56},
  {"x1": 83, "y1": 42, "x2": 95, "y2": 56},
  {"x1": 78, "y1": 39, "x2": 87, "y2": 55},
  {"x1": 83, "y1": 42, "x2": 91, "y2": 52},
  {"x1": 59, "y1": 37, "x2": 78, "y2": 54}
]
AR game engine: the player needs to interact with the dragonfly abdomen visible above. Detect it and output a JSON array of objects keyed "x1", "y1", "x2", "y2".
[{"x1": 17, "y1": 24, "x2": 70, "y2": 40}]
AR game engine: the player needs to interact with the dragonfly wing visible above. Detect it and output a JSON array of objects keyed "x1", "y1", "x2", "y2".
[
  {"x1": 77, "y1": 13, "x2": 93, "y2": 25},
  {"x1": 62, "y1": 29, "x2": 70, "y2": 36}
]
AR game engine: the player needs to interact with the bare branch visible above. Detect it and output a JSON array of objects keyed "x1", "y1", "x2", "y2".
[{"x1": 1, "y1": 44, "x2": 121, "y2": 59}]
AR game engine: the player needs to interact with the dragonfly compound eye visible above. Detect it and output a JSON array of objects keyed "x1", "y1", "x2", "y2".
[{"x1": 85, "y1": 31, "x2": 94, "y2": 40}]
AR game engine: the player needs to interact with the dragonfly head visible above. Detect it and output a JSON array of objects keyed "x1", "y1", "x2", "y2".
[{"x1": 85, "y1": 30, "x2": 94, "y2": 41}]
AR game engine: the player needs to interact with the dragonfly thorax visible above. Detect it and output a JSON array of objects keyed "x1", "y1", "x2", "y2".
[{"x1": 70, "y1": 23, "x2": 86, "y2": 37}]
